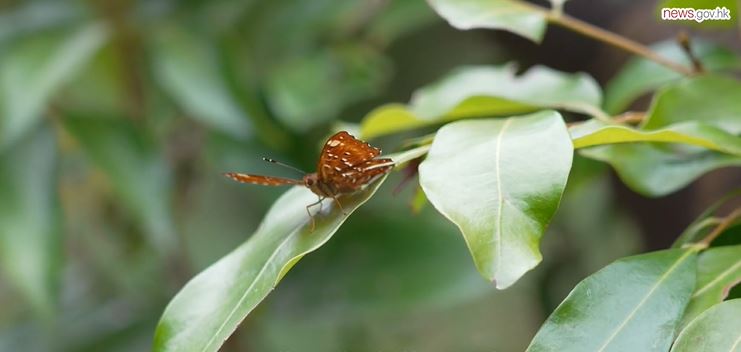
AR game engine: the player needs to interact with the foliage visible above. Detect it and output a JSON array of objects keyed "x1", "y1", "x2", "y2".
[{"x1": 0, "y1": 0, "x2": 739, "y2": 351}]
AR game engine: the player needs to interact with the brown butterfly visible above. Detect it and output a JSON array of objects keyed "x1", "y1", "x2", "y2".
[{"x1": 225, "y1": 131, "x2": 395, "y2": 230}]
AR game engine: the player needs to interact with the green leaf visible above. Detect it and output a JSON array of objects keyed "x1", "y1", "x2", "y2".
[
  {"x1": 604, "y1": 40, "x2": 740, "y2": 114},
  {"x1": 0, "y1": 126, "x2": 60, "y2": 316},
  {"x1": 671, "y1": 299, "x2": 741, "y2": 352},
  {"x1": 418, "y1": 111, "x2": 573, "y2": 288},
  {"x1": 0, "y1": 23, "x2": 107, "y2": 150},
  {"x1": 570, "y1": 120, "x2": 741, "y2": 155},
  {"x1": 361, "y1": 64, "x2": 603, "y2": 139},
  {"x1": 153, "y1": 177, "x2": 388, "y2": 352},
  {"x1": 581, "y1": 75, "x2": 741, "y2": 197},
  {"x1": 63, "y1": 115, "x2": 175, "y2": 253},
  {"x1": 580, "y1": 144, "x2": 741, "y2": 197},
  {"x1": 526, "y1": 249, "x2": 697, "y2": 352},
  {"x1": 366, "y1": 0, "x2": 438, "y2": 45},
  {"x1": 151, "y1": 27, "x2": 251, "y2": 138},
  {"x1": 679, "y1": 245, "x2": 741, "y2": 329},
  {"x1": 265, "y1": 45, "x2": 390, "y2": 132},
  {"x1": 426, "y1": 0, "x2": 547, "y2": 42},
  {"x1": 642, "y1": 75, "x2": 741, "y2": 134}
]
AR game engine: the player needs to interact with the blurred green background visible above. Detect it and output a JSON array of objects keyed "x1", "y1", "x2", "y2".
[{"x1": 0, "y1": 0, "x2": 737, "y2": 351}]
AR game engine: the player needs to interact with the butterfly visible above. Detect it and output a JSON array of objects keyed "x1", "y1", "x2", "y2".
[{"x1": 225, "y1": 131, "x2": 395, "y2": 231}]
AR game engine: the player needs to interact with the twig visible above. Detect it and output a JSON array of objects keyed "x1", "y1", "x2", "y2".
[
  {"x1": 613, "y1": 111, "x2": 646, "y2": 125},
  {"x1": 677, "y1": 31, "x2": 705, "y2": 74},
  {"x1": 542, "y1": 11, "x2": 695, "y2": 76},
  {"x1": 698, "y1": 208, "x2": 741, "y2": 248},
  {"x1": 566, "y1": 111, "x2": 645, "y2": 128}
]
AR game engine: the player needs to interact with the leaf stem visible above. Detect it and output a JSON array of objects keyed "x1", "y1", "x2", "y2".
[
  {"x1": 697, "y1": 207, "x2": 741, "y2": 248},
  {"x1": 566, "y1": 111, "x2": 645, "y2": 128},
  {"x1": 612, "y1": 111, "x2": 646, "y2": 125},
  {"x1": 543, "y1": 11, "x2": 695, "y2": 76}
]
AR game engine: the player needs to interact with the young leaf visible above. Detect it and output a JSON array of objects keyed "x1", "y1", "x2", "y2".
[
  {"x1": 526, "y1": 249, "x2": 697, "y2": 352},
  {"x1": 63, "y1": 115, "x2": 176, "y2": 254},
  {"x1": 671, "y1": 299, "x2": 741, "y2": 352},
  {"x1": 604, "y1": 40, "x2": 740, "y2": 114},
  {"x1": 151, "y1": 27, "x2": 251, "y2": 138},
  {"x1": 153, "y1": 177, "x2": 387, "y2": 352},
  {"x1": 643, "y1": 75, "x2": 741, "y2": 134},
  {"x1": 0, "y1": 23, "x2": 107, "y2": 150},
  {"x1": 0, "y1": 126, "x2": 60, "y2": 316},
  {"x1": 418, "y1": 111, "x2": 573, "y2": 288},
  {"x1": 580, "y1": 75, "x2": 741, "y2": 197},
  {"x1": 580, "y1": 144, "x2": 741, "y2": 197},
  {"x1": 570, "y1": 120, "x2": 741, "y2": 155},
  {"x1": 679, "y1": 245, "x2": 741, "y2": 329},
  {"x1": 427, "y1": 0, "x2": 547, "y2": 42},
  {"x1": 361, "y1": 64, "x2": 603, "y2": 139}
]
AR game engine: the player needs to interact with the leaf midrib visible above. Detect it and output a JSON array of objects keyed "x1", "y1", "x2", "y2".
[
  {"x1": 693, "y1": 259, "x2": 741, "y2": 298},
  {"x1": 494, "y1": 118, "x2": 513, "y2": 277},
  {"x1": 200, "y1": 232, "x2": 296, "y2": 352},
  {"x1": 596, "y1": 250, "x2": 694, "y2": 352}
]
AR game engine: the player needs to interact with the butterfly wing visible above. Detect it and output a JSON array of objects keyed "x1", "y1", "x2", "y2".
[
  {"x1": 334, "y1": 158, "x2": 394, "y2": 193},
  {"x1": 317, "y1": 131, "x2": 382, "y2": 182},
  {"x1": 224, "y1": 172, "x2": 302, "y2": 186}
]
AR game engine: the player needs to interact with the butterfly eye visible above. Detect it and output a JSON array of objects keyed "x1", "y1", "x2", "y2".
[{"x1": 306, "y1": 179, "x2": 314, "y2": 185}]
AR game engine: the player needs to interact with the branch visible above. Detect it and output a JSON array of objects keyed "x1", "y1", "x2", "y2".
[
  {"x1": 698, "y1": 207, "x2": 741, "y2": 248},
  {"x1": 543, "y1": 11, "x2": 695, "y2": 76}
]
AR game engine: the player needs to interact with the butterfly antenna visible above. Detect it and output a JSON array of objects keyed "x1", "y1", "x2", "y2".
[{"x1": 262, "y1": 157, "x2": 306, "y2": 175}]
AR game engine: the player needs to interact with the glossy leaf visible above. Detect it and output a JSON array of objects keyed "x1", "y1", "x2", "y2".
[
  {"x1": 0, "y1": 23, "x2": 107, "y2": 150},
  {"x1": 580, "y1": 144, "x2": 741, "y2": 197},
  {"x1": 679, "y1": 245, "x2": 741, "y2": 328},
  {"x1": 570, "y1": 120, "x2": 741, "y2": 155},
  {"x1": 604, "y1": 40, "x2": 740, "y2": 114},
  {"x1": 427, "y1": 0, "x2": 547, "y2": 42},
  {"x1": 0, "y1": 126, "x2": 60, "y2": 316},
  {"x1": 151, "y1": 27, "x2": 251, "y2": 138},
  {"x1": 527, "y1": 249, "x2": 697, "y2": 352},
  {"x1": 63, "y1": 115, "x2": 176, "y2": 253},
  {"x1": 581, "y1": 75, "x2": 741, "y2": 197},
  {"x1": 361, "y1": 64, "x2": 603, "y2": 139},
  {"x1": 671, "y1": 299, "x2": 741, "y2": 352},
  {"x1": 418, "y1": 111, "x2": 572, "y2": 288},
  {"x1": 643, "y1": 75, "x2": 741, "y2": 134},
  {"x1": 153, "y1": 176, "x2": 387, "y2": 352},
  {"x1": 152, "y1": 145, "x2": 424, "y2": 352}
]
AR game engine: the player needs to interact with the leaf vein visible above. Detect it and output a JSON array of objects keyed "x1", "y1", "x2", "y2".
[
  {"x1": 595, "y1": 250, "x2": 694, "y2": 352},
  {"x1": 201, "y1": 232, "x2": 296, "y2": 352},
  {"x1": 693, "y1": 259, "x2": 741, "y2": 298},
  {"x1": 494, "y1": 118, "x2": 513, "y2": 276}
]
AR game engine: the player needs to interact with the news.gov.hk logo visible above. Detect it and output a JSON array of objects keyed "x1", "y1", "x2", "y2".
[{"x1": 661, "y1": 6, "x2": 732, "y2": 23}]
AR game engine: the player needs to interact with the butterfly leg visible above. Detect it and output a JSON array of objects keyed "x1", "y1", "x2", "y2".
[
  {"x1": 332, "y1": 196, "x2": 348, "y2": 216},
  {"x1": 305, "y1": 197, "x2": 325, "y2": 232}
]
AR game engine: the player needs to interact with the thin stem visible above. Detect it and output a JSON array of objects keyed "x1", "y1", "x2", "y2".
[
  {"x1": 613, "y1": 111, "x2": 646, "y2": 125},
  {"x1": 677, "y1": 31, "x2": 705, "y2": 74},
  {"x1": 566, "y1": 110, "x2": 645, "y2": 128},
  {"x1": 698, "y1": 208, "x2": 741, "y2": 248},
  {"x1": 543, "y1": 11, "x2": 695, "y2": 76}
]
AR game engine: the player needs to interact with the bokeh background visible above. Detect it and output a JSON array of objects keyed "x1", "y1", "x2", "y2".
[{"x1": 0, "y1": 0, "x2": 738, "y2": 351}]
